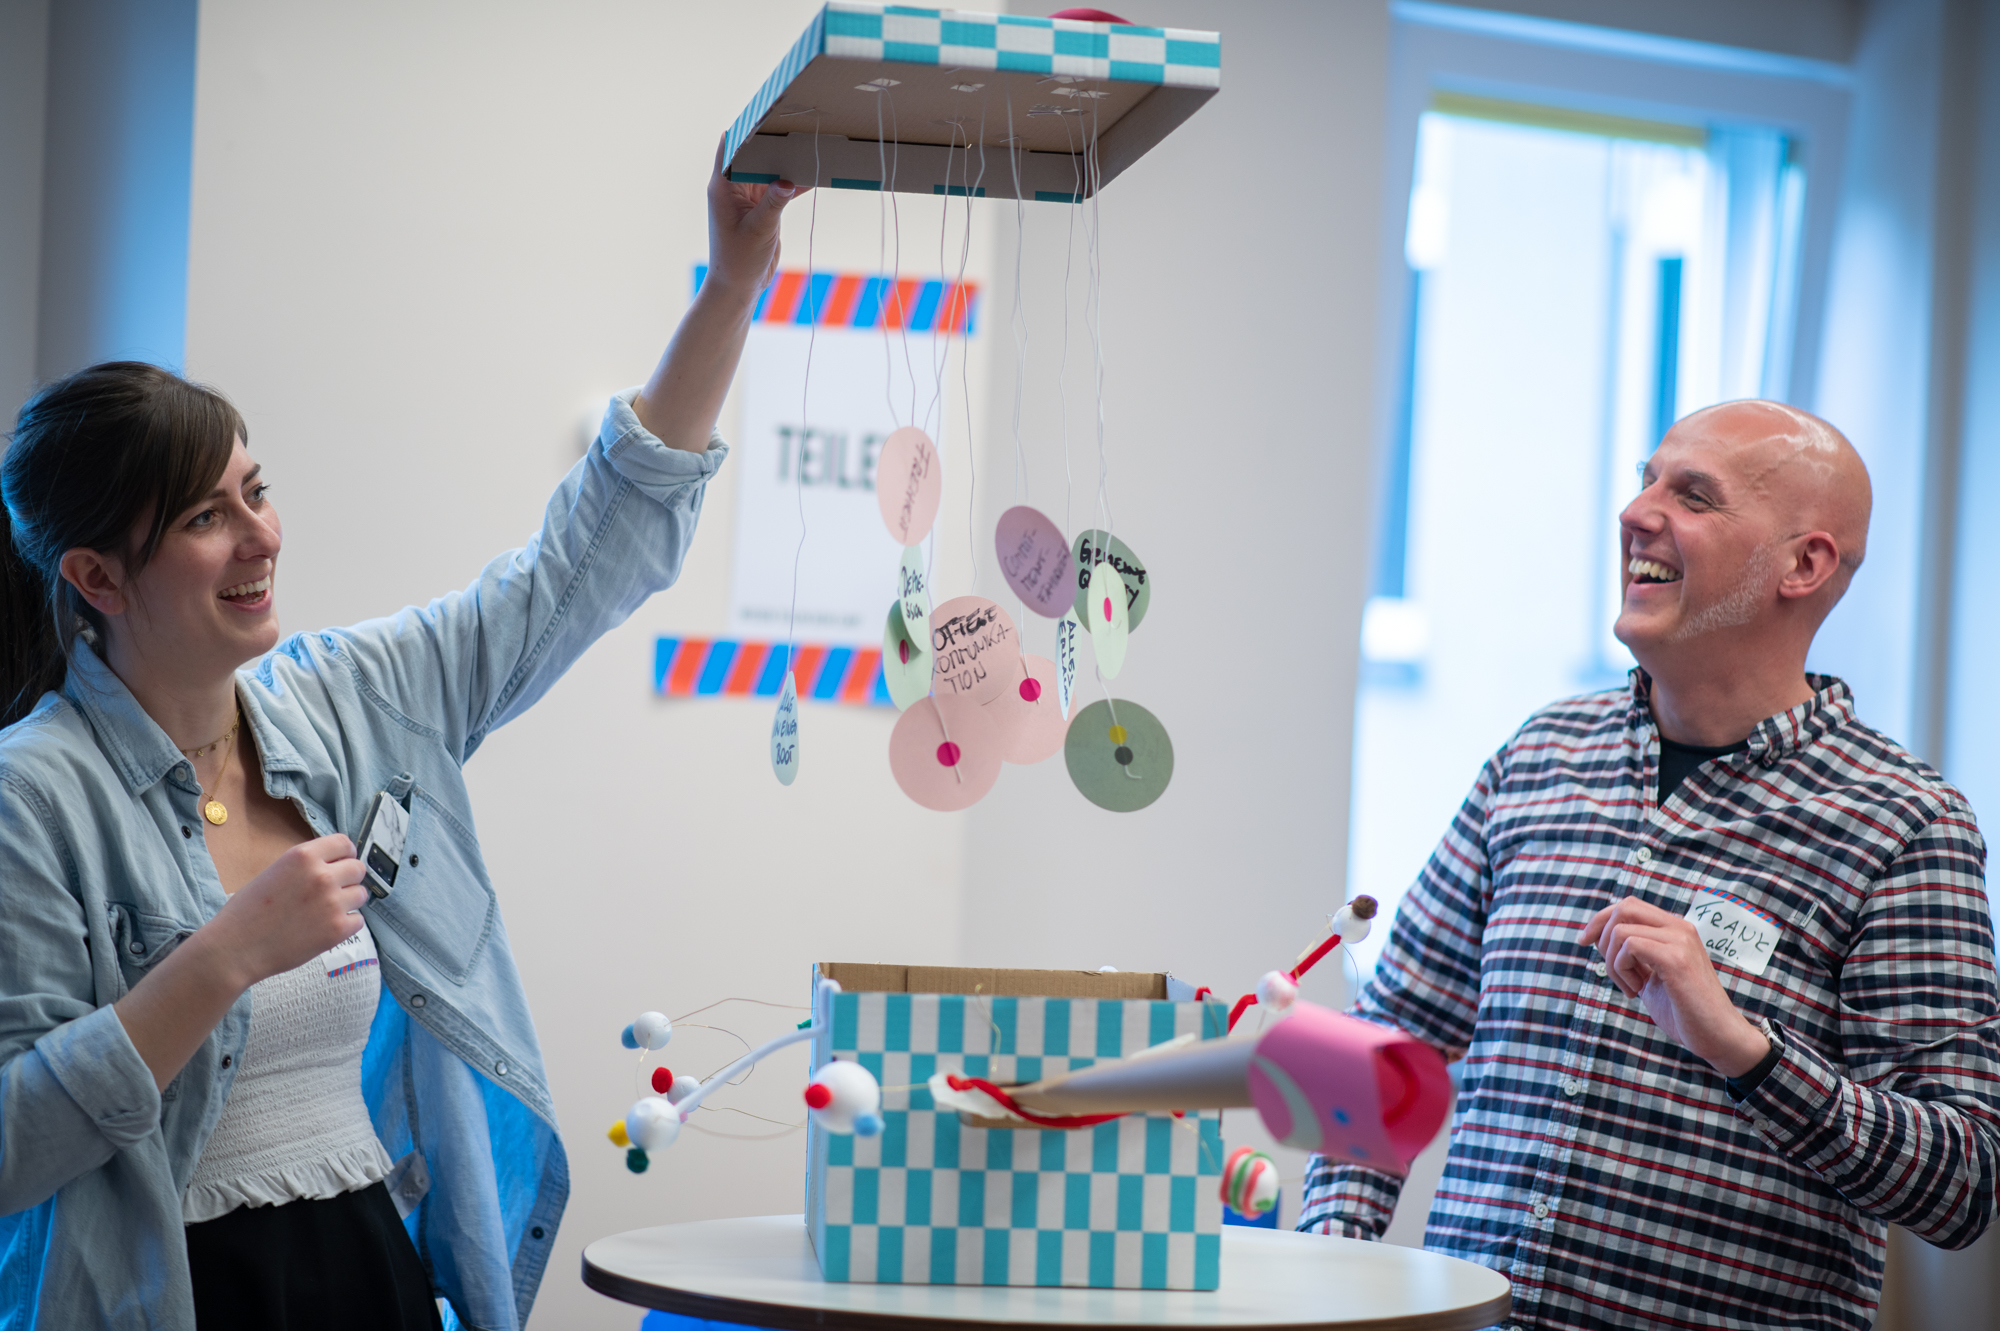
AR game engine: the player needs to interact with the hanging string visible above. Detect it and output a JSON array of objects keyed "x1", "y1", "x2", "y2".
[
  {"x1": 671, "y1": 997, "x2": 812, "y2": 1023},
  {"x1": 925, "y1": 127, "x2": 957, "y2": 440},
  {"x1": 877, "y1": 90, "x2": 896, "y2": 428},
  {"x1": 782, "y1": 123, "x2": 824, "y2": 679},
  {"x1": 1057, "y1": 111, "x2": 1083, "y2": 544},
  {"x1": 1086, "y1": 95, "x2": 1113, "y2": 539},
  {"x1": 1007, "y1": 97, "x2": 1028, "y2": 507},
  {"x1": 954, "y1": 116, "x2": 988, "y2": 592}
]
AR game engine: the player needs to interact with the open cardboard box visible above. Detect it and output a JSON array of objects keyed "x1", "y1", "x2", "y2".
[
  {"x1": 805, "y1": 960, "x2": 1226, "y2": 1288},
  {"x1": 818, "y1": 961, "x2": 1203, "y2": 1002}
]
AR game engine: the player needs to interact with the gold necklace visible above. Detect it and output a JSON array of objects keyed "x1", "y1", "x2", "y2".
[{"x1": 180, "y1": 714, "x2": 241, "y2": 826}]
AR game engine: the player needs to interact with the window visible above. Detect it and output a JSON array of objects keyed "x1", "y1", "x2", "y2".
[{"x1": 1347, "y1": 11, "x2": 1840, "y2": 974}]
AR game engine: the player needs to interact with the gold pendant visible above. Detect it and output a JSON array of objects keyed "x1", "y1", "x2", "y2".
[{"x1": 204, "y1": 799, "x2": 229, "y2": 826}]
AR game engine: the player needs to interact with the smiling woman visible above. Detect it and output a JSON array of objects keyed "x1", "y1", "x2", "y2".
[{"x1": 0, "y1": 146, "x2": 801, "y2": 1331}]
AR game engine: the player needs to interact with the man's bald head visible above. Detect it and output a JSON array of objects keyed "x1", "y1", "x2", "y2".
[
  {"x1": 1615, "y1": 400, "x2": 1873, "y2": 735},
  {"x1": 1669, "y1": 400, "x2": 1871, "y2": 581}
]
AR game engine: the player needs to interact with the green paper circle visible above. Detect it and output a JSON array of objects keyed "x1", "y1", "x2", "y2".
[
  {"x1": 1064, "y1": 699, "x2": 1173, "y2": 812},
  {"x1": 1072, "y1": 530, "x2": 1150, "y2": 631}
]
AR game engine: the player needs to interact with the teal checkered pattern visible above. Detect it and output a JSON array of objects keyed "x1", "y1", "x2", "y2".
[
  {"x1": 806, "y1": 988, "x2": 1228, "y2": 1289},
  {"x1": 823, "y1": 4, "x2": 1221, "y2": 87}
]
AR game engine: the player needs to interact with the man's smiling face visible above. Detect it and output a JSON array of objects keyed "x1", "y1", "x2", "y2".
[{"x1": 1613, "y1": 401, "x2": 1864, "y2": 671}]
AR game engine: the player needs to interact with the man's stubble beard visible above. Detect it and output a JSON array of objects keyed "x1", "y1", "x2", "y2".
[{"x1": 1666, "y1": 537, "x2": 1780, "y2": 645}]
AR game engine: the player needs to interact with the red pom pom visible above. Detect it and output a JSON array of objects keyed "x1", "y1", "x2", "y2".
[
  {"x1": 651, "y1": 1066, "x2": 674, "y2": 1095},
  {"x1": 804, "y1": 1082, "x2": 833, "y2": 1110}
]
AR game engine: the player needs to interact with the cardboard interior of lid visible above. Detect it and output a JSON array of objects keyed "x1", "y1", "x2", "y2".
[
  {"x1": 819, "y1": 962, "x2": 1167, "y2": 1000},
  {"x1": 757, "y1": 61, "x2": 1155, "y2": 155}
]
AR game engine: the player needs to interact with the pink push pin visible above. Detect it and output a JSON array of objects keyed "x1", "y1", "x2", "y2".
[
  {"x1": 936, "y1": 741, "x2": 962, "y2": 766},
  {"x1": 1020, "y1": 677, "x2": 1042, "y2": 702}
]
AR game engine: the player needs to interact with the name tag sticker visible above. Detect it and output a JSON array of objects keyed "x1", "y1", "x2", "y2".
[
  {"x1": 321, "y1": 921, "x2": 378, "y2": 978},
  {"x1": 1685, "y1": 891, "x2": 1780, "y2": 977}
]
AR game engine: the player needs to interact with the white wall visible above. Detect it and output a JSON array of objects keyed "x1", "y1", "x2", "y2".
[
  {"x1": 35, "y1": 0, "x2": 197, "y2": 378},
  {"x1": 1807, "y1": 0, "x2": 1951, "y2": 755},
  {"x1": 0, "y1": 0, "x2": 48, "y2": 420},
  {"x1": 183, "y1": 4, "x2": 993, "y2": 1326}
]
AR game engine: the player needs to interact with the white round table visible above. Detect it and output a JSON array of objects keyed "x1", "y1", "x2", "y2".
[{"x1": 582, "y1": 1215, "x2": 1511, "y2": 1330}]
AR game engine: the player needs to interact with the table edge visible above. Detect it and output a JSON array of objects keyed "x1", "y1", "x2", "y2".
[{"x1": 581, "y1": 1250, "x2": 1512, "y2": 1331}]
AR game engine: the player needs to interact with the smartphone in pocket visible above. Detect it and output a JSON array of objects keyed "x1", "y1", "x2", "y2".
[{"x1": 356, "y1": 791, "x2": 409, "y2": 899}]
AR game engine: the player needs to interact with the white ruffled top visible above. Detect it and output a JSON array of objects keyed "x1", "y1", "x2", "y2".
[{"x1": 183, "y1": 918, "x2": 394, "y2": 1224}]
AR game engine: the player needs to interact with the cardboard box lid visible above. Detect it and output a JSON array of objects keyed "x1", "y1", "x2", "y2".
[
  {"x1": 723, "y1": 4, "x2": 1221, "y2": 201},
  {"x1": 819, "y1": 962, "x2": 1168, "y2": 1000}
]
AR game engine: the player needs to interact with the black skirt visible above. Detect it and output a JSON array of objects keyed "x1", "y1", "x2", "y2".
[{"x1": 184, "y1": 1181, "x2": 443, "y2": 1331}]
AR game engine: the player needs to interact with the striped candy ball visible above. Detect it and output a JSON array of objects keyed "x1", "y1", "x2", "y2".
[{"x1": 1221, "y1": 1145, "x2": 1279, "y2": 1217}]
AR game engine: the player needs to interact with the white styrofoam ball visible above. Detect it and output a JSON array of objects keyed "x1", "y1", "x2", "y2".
[
  {"x1": 1333, "y1": 898, "x2": 1377, "y2": 945},
  {"x1": 630, "y1": 1011, "x2": 673, "y2": 1051},
  {"x1": 625, "y1": 1097, "x2": 682, "y2": 1151},
  {"x1": 805, "y1": 1059, "x2": 882, "y2": 1134},
  {"x1": 666, "y1": 1074, "x2": 701, "y2": 1106},
  {"x1": 1256, "y1": 970, "x2": 1298, "y2": 1012}
]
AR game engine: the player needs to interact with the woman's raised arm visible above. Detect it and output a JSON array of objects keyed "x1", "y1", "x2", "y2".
[{"x1": 634, "y1": 137, "x2": 799, "y2": 450}]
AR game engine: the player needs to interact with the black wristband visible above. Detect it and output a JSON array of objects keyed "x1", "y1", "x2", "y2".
[{"x1": 1724, "y1": 1031, "x2": 1783, "y2": 1100}]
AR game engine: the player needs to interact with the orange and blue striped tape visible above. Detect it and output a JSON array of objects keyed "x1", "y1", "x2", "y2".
[
  {"x1": 654, "y1": 638, "x2": 894, "y2": 707},
  {"x1": 694, "y1": 265, "x2": 979, "y2": 334}
]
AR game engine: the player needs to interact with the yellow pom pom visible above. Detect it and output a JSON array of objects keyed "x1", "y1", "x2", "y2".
[{"x1": 607, "y1": 1119, "x2": 631, "y2": 1148}]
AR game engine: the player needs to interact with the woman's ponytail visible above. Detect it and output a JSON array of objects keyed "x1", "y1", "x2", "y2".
[
  {"x1": 1, "y1": 362, "x2": 241, "y2": 729},
  {"x1": 0, "y1": 499, "x2": 66, "y2": 727}
]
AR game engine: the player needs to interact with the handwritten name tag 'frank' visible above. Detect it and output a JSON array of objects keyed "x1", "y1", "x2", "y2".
[{"x1": 1684, "y1": 891, "x2": 1780, "y2": 977}]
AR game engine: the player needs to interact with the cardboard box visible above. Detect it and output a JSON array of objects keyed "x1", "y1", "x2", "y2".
[
  {"x1": 806, "y1": 962, "x2": 1229, "y2": 1288},
  {"x1": 724, "y1": 4, "x2": 1222, "y2": 201}
]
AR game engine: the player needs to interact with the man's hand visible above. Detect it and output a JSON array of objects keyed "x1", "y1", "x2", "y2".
[{"x1": 1579, "y1": 896, "x2": 1771, "y2": 1077}]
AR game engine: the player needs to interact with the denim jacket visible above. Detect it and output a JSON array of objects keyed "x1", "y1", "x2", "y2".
[{"x1": 0, "y1": 391, "x2": 724, "y2": 1330}]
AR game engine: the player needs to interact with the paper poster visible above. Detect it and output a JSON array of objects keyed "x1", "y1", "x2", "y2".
[{"x1": 728, "y1": 328, "x2": 939, "y2": 647}]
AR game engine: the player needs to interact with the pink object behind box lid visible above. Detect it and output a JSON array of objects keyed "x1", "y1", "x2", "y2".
[{"x1": 1247, "y1": 1003, "x2": 1452, "y2": 1173}]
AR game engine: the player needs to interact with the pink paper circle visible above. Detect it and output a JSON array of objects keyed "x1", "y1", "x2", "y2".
[
  {"x1": 929, "y1": 596, "x2": 1020, "y2": 707},
  {"x1": 991, "y1": 654, "x2": 1068, "y2": 765},
  {"x1": 993, "y1": 505, "x2": 1073, "y2": 618},
  {"x1": 889, "y1": 693, "x2": 1002, "y2": 811},
  {"x1": 877, "y1": 428, "x2": 942, "y2": 545}
]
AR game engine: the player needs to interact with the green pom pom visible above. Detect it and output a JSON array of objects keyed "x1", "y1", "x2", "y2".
[{"x1": 625, "y1": 1148, "x2": 650, "y2": 1174}]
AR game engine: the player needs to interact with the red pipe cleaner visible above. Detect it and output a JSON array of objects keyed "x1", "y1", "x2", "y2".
[
  {"x1": 945, "y1": 1074, "x2": 1128, "y2": 1129},
  {"x1": 1224, "y1": 930, "x2": 1345, "y2": 1032}
]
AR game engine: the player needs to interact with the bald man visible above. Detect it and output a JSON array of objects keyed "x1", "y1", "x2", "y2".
[{"x1": 1298, "y1": 402, "x2": 1998, "y2": 1331}]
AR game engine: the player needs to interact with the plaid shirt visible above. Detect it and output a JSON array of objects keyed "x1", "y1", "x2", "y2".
[{"x1": 1298, "y1": 674, "x2": 1999, "y2": 1331}]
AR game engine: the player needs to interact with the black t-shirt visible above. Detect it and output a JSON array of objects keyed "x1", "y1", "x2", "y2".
[
  {"x1": 1655, "y1": 732, "x2": 1779, "y2": 1093},
  {"x1": 1656, "y1": 734, "x2": 1749, "y2": 805}
]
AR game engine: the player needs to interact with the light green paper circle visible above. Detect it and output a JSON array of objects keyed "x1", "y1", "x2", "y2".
[
  {"x1": 1064, "y1": 699, "x2": 1173, "y2": 812},
  {"x1": 882, "y1": 601, "x2": 931, "y2": 711},
  {"x1": 1071, "y1": 530, "x2": 1151, "y2": 631}
]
